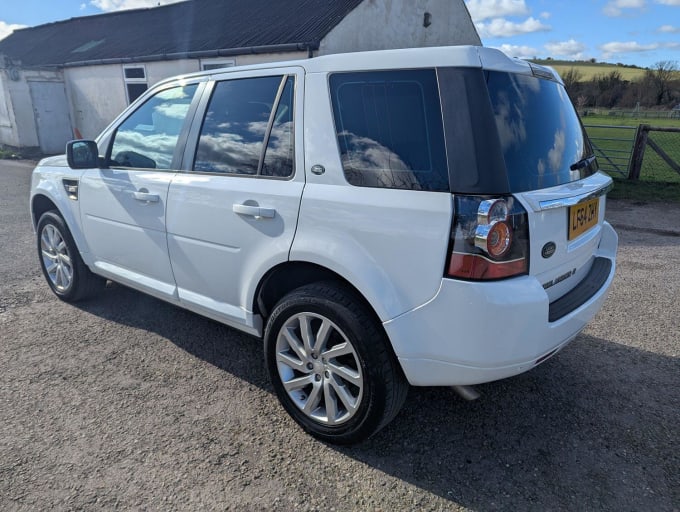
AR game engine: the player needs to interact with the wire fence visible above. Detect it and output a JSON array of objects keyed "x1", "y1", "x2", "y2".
[
  {"x1": 582, "y1": 109, "x2": 680, "y2": 120},
  {"x1": 636, "y1": 128, "x2": 680, "y2": 183}
]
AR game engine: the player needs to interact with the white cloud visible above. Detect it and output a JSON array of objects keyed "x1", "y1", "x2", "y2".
[
  {"x1": 539, "y1": 11, "x2": 551, "y2": 19},
  {"x1": 476, "y1": 16, "x2": 550, "y2": 38},
  {"x1": 545, "y1": 39, "x2": 588, "y2": 60},
  {"x1": 494, "y1": 44, "x2": 538, "y2": 59},
  {"x1": 90, "y1": 0, "x2": 184, "y2": 11},
  {"x1": 465, "y1": 0, "x2": 529, "y2": 22},
  {"x1": 600, "y1": 41, "x2": 659, "y2": 58},
  {"x1": 548, "y1": 130, "x2": 566, "y2": 172},
  {"x1": 655, "y1": 0, "x2": 680, "y2": 5},
  {"x1": 603, "y1": 0, "x2": 646, "y2": 16},
  {"x1": 0, "y1": 21, "x2": 26, "y2": 42},
  {"x1": 658, "y1": 24, "x2": 680, "y2": 32}
]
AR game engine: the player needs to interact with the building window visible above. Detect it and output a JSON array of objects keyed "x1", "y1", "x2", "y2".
[
  {"x1": 123, "y1": 65, "x2": 148, "y2": 104},
  {"x1": 200, "y1": 60, "x2": 236, "y2": 71}
]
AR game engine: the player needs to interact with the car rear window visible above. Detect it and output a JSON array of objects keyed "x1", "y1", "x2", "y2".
[
  {"x1": 329, "y1": 69, "x2": 449, "y2": 192},
  {"x1": 487, "y1": 71, "x2": 595, "y2": 192}
]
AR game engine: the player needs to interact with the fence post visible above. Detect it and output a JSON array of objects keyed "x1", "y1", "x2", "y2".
[{"x1": 628, "y1": 124, "x2": 649, "y2": 180}]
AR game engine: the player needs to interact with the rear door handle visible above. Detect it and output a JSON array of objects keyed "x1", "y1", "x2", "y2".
[
  {"x1": 232, "y1": 203, "x2": 276, "y2": 219},
  {"x1": 133, "y1": 191, "x2": 160, "y2": 203}
]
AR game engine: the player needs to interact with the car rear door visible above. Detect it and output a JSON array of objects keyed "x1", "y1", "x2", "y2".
[{"x1": 166, "y1": 67, "x2": 304, "y2": 332}]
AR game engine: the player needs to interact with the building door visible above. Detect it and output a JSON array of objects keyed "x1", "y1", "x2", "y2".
[{"x1": 29, "y1": 81, "x2": 73, "y2": 155}]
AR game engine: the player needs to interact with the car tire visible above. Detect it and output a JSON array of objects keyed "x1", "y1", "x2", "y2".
[
  {"x1": 264, "y1": 281, "x2": 409, "y2": 444},
  {"x1": 36, "y1": 210, "x2": 105, "y2": 302}
]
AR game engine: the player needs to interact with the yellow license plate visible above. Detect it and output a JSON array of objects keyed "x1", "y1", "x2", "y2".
[{"x1": 568, "y1": 198, "x2": 599, "y2": 240}]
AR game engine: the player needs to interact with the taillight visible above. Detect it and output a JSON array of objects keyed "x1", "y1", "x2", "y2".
[{"x1": 446, "y1": 195, "x2": 529, "y2": 280}]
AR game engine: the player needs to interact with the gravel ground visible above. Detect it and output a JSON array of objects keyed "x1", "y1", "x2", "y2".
[{"x1": 1, "y1": 160, "x2": 678, "y2": 511}]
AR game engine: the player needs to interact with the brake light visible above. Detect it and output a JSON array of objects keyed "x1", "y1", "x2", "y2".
[{"x1": 446, "y1": 195, "x2": 529, "y2": 281}]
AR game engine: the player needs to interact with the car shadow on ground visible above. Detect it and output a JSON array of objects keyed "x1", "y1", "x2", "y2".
[{"x1": 75, "y1": 283, "x2": 678, "y2": 511}]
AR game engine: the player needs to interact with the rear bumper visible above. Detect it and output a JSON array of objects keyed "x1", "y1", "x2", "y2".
[{"x1": 384, "y1": 221, "x2": 618, "y2": 386}]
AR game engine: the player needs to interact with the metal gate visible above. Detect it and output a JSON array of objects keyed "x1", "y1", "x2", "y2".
[
  {"x1": 583, "y1": 124, "x2": 636, "y2": 176},
  {"x1": 28, "y1": 81, "x2": 73, "y2": 155}
]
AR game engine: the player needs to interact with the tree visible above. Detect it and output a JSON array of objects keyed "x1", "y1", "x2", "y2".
[
  {"x1": 595, "y1": 71, "x2": 625, "y2": 108},
  {"x1": 645, "y1": 60, "x2": 678, "y2": 106},
  {"x1": 561, "y1": 68, "x2": 583, "y2": 102}
]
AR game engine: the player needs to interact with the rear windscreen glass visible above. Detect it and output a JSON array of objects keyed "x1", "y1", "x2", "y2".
[{"x1": 487, "y1": 71, "x2": 594, "y2": 192}]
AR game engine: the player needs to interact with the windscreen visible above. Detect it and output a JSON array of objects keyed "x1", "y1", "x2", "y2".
[{"x1": 487, "y1": 71, "x2": 595, "y2": 192}]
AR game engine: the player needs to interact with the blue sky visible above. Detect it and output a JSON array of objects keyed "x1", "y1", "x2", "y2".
[{"x1": 0, "y1": 0, "x2": 679, "y2": 68}]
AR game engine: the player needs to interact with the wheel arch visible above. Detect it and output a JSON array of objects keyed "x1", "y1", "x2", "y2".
[
  {"x1": 31, "y1": 194, "x2": 59, "y2": 229},
  {"x1": 255, "y1": 261, "x2": 384, "y2": 332},
  {"x1": 31, "y1": 190, "x2": 92, "y2": 264}
]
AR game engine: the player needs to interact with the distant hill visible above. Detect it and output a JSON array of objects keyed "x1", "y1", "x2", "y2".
[{"x1": 530, "y1": 60, "x2": 647, "y2": 82}]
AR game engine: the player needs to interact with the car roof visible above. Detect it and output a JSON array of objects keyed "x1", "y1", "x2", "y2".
[{"x1": 155, "y1": 45, "x2": 557, "y2": 88}]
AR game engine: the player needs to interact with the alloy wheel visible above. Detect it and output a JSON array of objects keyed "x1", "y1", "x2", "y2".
[
  {"x1": 275, "y1": 312, "x2": 364, "y2": 426},
  {"x1": 40, "y1": 224, "x2": 73, "y2": 292}
]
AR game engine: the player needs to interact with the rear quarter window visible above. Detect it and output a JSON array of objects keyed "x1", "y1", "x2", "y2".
[{"x1": 329, "y1": 70, "x2": 449, "y2": 192}]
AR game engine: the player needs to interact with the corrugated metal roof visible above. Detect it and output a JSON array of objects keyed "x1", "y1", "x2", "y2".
[{"x1": 0, "y1": 0, "x2": 364, "y2": 67}]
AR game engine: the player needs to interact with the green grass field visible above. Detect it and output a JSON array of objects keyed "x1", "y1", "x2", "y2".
[
  {"x1": 582, "y1": 116, "x2": 680, "y2": 202},
  {"x1": 555, "y1": 64, "x2": 645, "y2": 81},
  {"x1": 532, "y1": 59, "x2": 680, "y2": 82}
]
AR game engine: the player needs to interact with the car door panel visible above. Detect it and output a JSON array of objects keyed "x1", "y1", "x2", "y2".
[
  {"x1": 79, "y1": 83, "x2": 200, "y2": 300},
  {"x1": 80, "y1": 169, "x2": 177, "y2": 298},
  {"x1": 167, "y1": 176, "x2": 303, "y2": 320},
  {"x1": 166, "y1": 69, "x2": 304, "y2": 330}
]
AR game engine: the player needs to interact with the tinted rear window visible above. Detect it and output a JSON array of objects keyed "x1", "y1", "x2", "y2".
[
  {"x1": 487, "y1": 71, "x2": 594, "y2": 192},
  {"x1": 329, "y1": 70, "x2": 449, "y2": 192}
]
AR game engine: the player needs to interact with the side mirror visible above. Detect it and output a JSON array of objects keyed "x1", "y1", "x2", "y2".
[{"x1": 66, "y1": 140, "x2": 100, "y2": 169}]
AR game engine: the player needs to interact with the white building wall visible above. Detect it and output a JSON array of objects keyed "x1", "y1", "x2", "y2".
[
  {"x1": 318, "y1": 0, "x2": 481, "y2": 55},
  {"x1": 144, "y1": 59, "x2": 200, "y2": 88},
  {"x1": 65, "y1": 65, "x2": 127, "y2": 139},
  {"x1": 0, "y1": 75, "x2": 19, "y2": 147}
]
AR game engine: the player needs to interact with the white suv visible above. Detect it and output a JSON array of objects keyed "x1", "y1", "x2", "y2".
[{"x1": 30, "y1": 46, "x2": 618, "y2": 444}]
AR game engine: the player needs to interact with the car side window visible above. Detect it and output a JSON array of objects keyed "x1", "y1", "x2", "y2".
[
  {"x1": 329, "y1": 69, "x2": 449, "y2": 192},
  {"x1": 261, "y1": 77, "x2": 295, "y2": 178},
  {"x1": 109, "y1": 84, "x2": 198, "y2": 170},
  {"x1": 193, "y1": 75, "x2": 294, "y2": 178}
]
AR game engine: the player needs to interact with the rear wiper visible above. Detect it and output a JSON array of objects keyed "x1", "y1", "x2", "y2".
[{"x1": 570, "y1": 155, "x2": 597, "y2": 171}]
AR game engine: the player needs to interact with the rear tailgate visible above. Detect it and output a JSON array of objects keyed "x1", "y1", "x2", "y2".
[{"x1": 516, "y1": 171, "x2": 613, "y2": 305}]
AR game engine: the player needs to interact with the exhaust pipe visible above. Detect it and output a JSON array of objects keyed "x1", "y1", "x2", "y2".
[{"x1": 451, "y1": 385, "x2": 480, "y2": 401}]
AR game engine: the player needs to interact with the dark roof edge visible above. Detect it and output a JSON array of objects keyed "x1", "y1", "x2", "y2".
[{"x1": 58, "y1": 42, "x2": 320, "y2": 68}]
